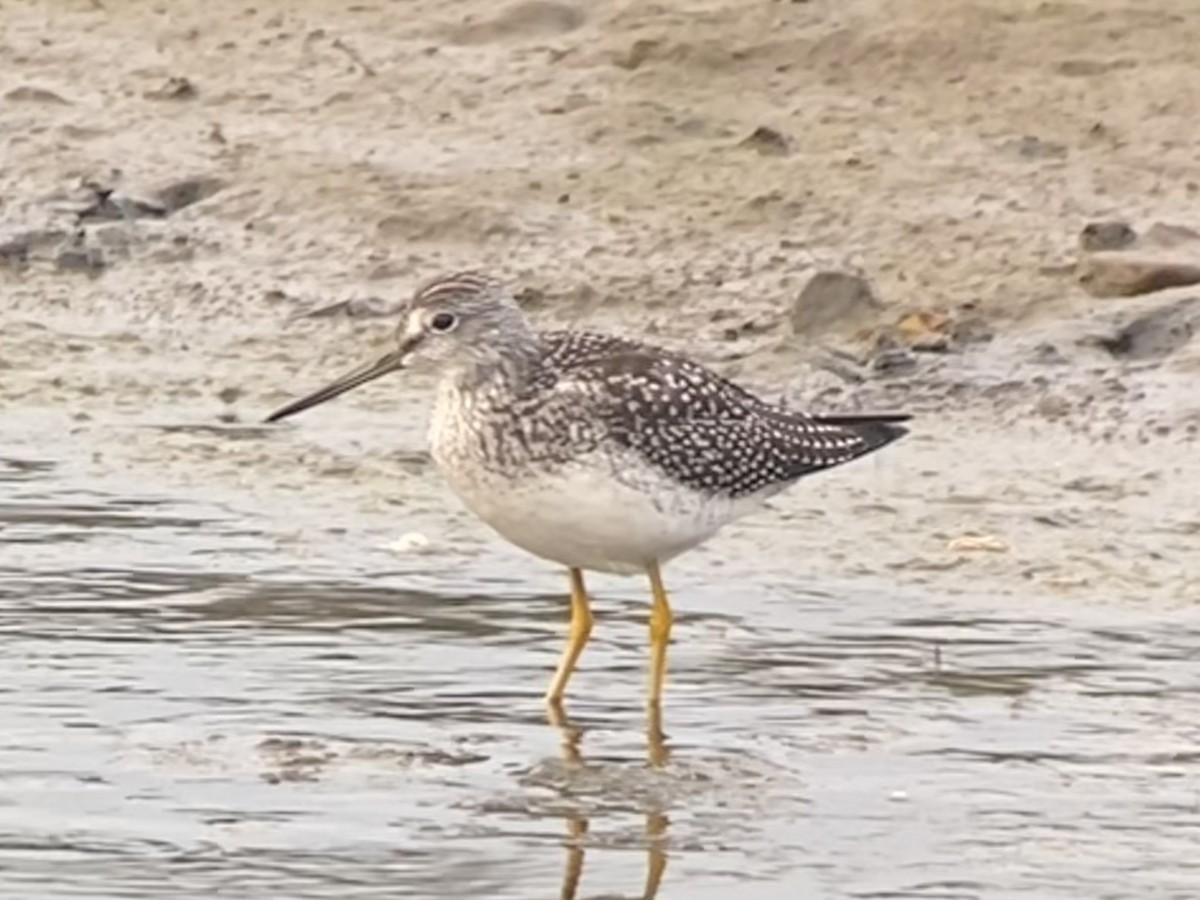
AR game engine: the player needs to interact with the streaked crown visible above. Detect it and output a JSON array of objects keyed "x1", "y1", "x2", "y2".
[
  {"x1": 395, "y1": 270, "x2": 536, "y2": 371},
  {"x1": 408, "y1": 271, "x2": 520, "y2": 318}
]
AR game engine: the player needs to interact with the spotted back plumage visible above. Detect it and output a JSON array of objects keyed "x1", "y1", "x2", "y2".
[{"x1": 533, "y1": 330, "x2": 908, "y2": 498}]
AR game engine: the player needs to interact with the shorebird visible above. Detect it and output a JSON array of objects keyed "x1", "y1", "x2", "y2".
[{"x1": 265, "y1": 272, "x2": 909, "y2": 716}]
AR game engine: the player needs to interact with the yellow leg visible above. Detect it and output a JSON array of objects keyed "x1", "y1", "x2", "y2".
[
  {"x1": 545, "y1": 568, "x2": 593, "y2": 704},
  {"x1": 647, "y1": 561, "x2": 674, "y2": 710}
]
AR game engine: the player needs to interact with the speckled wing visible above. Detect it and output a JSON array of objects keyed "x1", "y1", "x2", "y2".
[{"x1": 541, "y1": 330, "x2": 909, "y2": 498}]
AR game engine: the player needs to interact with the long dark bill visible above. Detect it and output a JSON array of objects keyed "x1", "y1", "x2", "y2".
[{"x1": 264, "y1": 348, "x2": 408, "y2": 423}]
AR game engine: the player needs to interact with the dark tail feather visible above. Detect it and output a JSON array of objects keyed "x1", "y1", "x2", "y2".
[
  {"x1": 814, "y1": 412, "x2": 911, "y2": 453},
  {"x1": 813, "y1": 412, "x2": 912, "y2": 426}
]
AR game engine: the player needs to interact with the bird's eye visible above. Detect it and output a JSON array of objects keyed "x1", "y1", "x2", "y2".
[{"x1": 430, "y1": 312, "x2": 458, "y2": 333}]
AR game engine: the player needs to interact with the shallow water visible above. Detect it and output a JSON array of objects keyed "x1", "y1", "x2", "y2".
[{"x1": 3, "y1": 440, "x2": 1200, "y2": 900}]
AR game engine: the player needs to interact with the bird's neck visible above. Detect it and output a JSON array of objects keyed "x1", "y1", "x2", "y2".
[{"x1": 443, "y1": 332, "x2": 543, "y2": 397}]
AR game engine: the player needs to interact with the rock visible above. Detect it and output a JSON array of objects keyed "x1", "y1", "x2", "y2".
[
  {"x1": 1092, "y1": 295, "x2": 1200, "y2": 361},
  {"x1": 1080, "y1": 220, "x2": 1200, "y2": 254},
  {"x1": 1030, "y1": 342, "x2": 1069, "y2": 364},
  {"x1": 4, "y1": 85, "x2": 70, "y2": 104},
  {"x1": 76, "y1": 185, "x2": 166, "y2": 222},
  {"x1": 614, "y1": 39, "x2": 661, "y2": 71},
  {"x1": 1076, "y1": 219, "x2": 1200, "y2": 296},
  {"x1": 74, "y1": 176, "x2": 224, "y2": 222},
  {"x1": 1077, "y1": 251, "x2": 1200, "y2": 298},
  {"x1": 1079, "y1": 220, "x2": 1136, "y2": 252},
  {"x1": 144, "y1": 76, "x2": 196, "y2": 100},
  {"x1": 739, "y1": 126, "x2": 790, "y2": 156},
  {"x1": 788, "y1": 270, "x2": 884, "y2": 337},
  {"x1": 450, "y1": 2, "x2": 584, "y2": 44},
  {"x1": 154, "y1": 176, "x2": 226, "y2": 213}
]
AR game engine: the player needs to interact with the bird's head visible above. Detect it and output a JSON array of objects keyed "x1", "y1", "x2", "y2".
[{"x1": 264, "y1": 271, "x2": 532, "y2": 423}]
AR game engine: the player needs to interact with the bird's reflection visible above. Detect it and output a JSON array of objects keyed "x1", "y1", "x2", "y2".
[
  {"x1": 546, "y1": 700, "x2": 671, "y2": 768},
  {"x1": 547, "y1": 702, "x2": 669, "y2": 900}
]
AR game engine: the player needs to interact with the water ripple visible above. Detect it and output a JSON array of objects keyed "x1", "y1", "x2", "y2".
[{"x1": 2, "y1": 485, "x2": 1199, "y2": 899}]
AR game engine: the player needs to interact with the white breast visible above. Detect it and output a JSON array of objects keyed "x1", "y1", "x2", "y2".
[{"x1": 450, "y1": 451, "x2": 743, "y2": 574}]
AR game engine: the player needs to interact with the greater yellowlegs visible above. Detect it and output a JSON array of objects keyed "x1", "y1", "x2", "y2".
[{"x1": 265, "y1": 271, "x2": 909, "y2": 713}]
